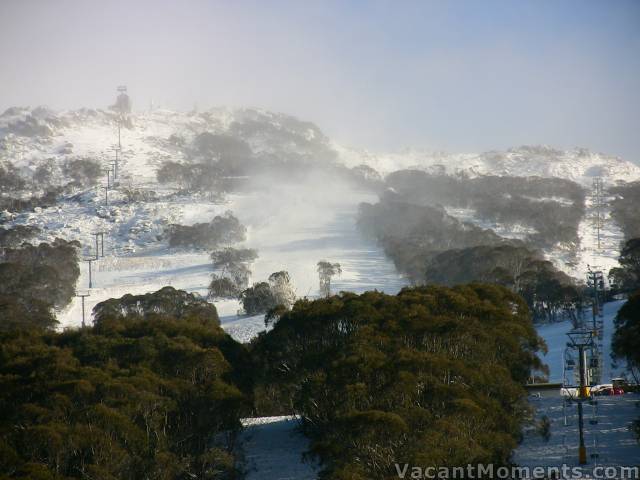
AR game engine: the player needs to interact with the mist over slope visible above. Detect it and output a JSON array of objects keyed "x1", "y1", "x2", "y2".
[
  {"x1": 3, "y1": 106, "x2": 639, "y2": 187},
  {"x1": 1, "y1": 105, "x2": 638, "y2": 333}
]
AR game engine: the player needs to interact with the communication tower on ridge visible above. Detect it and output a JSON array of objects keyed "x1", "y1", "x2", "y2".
[{"x1": 115, "y1": 85, "x2": 131, "y2": 115}]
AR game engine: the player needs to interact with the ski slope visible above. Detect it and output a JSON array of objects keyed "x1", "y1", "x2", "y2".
[
  {"x1": 516, "y1": 299, "x2": 640, "y2": 470},
  {"x1": 514, "y1": 392, "x2": 640, "y2": 470},
  {"x1": 3, "y1": 107, "x2": 639, "y2": 476},
  {"x1": 56, "y1": 183, "x2": 406, "y2": 342},
  {"x1": 537, "y1": 300, "x2": 628, "y2": 384},
  {"x1": 240, "y1": 417, "x2": 319, "y2": 479},
  {"x1": 4, "y1": 107, "x2": 638, "y2": 327}
]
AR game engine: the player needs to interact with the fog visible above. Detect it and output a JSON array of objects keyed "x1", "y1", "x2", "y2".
[
  {"x1": 228, "y1": 169, "x2": 403, "y2": 298},
  {"x1": 1, "y1": 0, "x2": 639, "y2": 163},
  {"x1": 3, "y1": 4, "x2": 640, "y2": 476}
]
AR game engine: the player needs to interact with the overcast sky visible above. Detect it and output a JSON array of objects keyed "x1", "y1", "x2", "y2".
[{"x1": 1, "y1": 0, "x2": 639, "y2": 162}]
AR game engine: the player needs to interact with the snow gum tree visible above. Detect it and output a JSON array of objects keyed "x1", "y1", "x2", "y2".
[
  {"x1": 251, "y1": 284, "x2": 547, "y2": 478},
  {"x1": 317, "y1": 260, "x2": 341, "y2": 297}
]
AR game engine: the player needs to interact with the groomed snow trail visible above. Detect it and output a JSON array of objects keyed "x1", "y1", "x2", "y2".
[
  {"x1": 536, "y1": 300, "x2": 628, "y2": 384},
  {"x1": 515, "y1": 300, "x2": 640, "y2": 470},
  {"x1": 57, "y1": 184, "x2": 406, "y2": 340},
  {"x1": 514, "y1": 393, "x2": 640, "y2": 470},
  {"x1": 240, "y1": 417, "x2": 319, "y2": 479}
]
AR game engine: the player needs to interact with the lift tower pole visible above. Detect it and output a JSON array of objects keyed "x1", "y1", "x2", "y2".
[
  {"x1": 84, "y1": 258, "x2": 94, "y2": 289},
  {"x1": 114, "y1": 148, "x2": 119, "y2": 179},
  {"x1": 93, "y1": 233, "x2": 99, "y2": 260},
  {"x1": 591, "y1": 178, "x2": 604, "y2": 251},
  {"x1": 76, "y1": 292, "x2": 90, "y2": 327},
  {"x1": 567, "y1": 330, "x2": 596, "y2": 465},
  {"x1": 92, "y1": 232, "x2": 105, "y2": 259}
]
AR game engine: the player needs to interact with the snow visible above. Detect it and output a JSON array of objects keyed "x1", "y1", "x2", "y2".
[
  {"x1": 337, "y1": 144, "x2": 640, "y2": 188},
  {"x1": 2, "y1": 107, "x2": 639, "y2": 476},
  {"x1": 536, "y1": 300, "x2": 627, "y2": 384},
  {"x1": 239, "y1": 416, "x2": 319, "y2": 479},
  {"x1": 1, "y1": 108, "x2": 406, "y2": 340},
  {"x1": 3, "y1": 108, "x2": 637, "y2": 302},
  {"x1": 514, "y1": 299, "x2": 640, "y2": 470},
  {"x1": 514, "y1": 392, "x2": 640, "y2": 470},
  {"x1": 55, "y1": 185, "x2": 406, "y2": 341},
  {"x1": 444, "y1": 206, "x2": 537, "y2": 242},
  {"x1": 568, "y1": 191, "x2": 625, "y2": 281}
]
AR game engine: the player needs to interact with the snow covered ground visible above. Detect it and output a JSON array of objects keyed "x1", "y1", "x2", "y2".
[
  {"x1": 515, "y1": 299, "x2": 640, "y2": 470},
  {"x1": 52, "y1": 181, "x2": 406, "y2": 341},
  {"x1": 239, "y1": 417, "x2": 319, "y2": 479},
  {"x1": 514, "y1": 392, "x2": 640, "y2": 470},
  {"x1": 0, "y1": 108, "x2": 406, "y2": 339},
  {"x1": 4, "y1": 108, "x2": 637, "y2": 331},
  {"x1": 337, "y1": 143, "x2": 640, "y2": 187},
  {"x1": 3, "y1": 107, "x2": 639, "y2": 476},
  {"x1": 537, "y1": 300, "x2": 628, "y2": 384}
]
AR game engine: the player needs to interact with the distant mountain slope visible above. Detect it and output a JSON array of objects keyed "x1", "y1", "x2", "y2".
[
  {"x1": 337, "y1": 144, "x2": 640, "y2": 187},
  {"x1": 0, "y1": 107, "x2": 338, "y2": 185},
  {"x1": 1, "y1": 106, "x2": 637, "y2": 329},
  {"x1": 3, "y1": 106, "x2": 639, "y2": 187}
]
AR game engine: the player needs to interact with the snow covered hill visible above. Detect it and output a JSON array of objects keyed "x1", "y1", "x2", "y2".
[
  {"x1": 2, "y1": 106, "x2": 639, "y2": 478},
  {"x1": 338, "y1": 143, "x2": 640, "y2": 188},
  {"x1": 1, "y1": 106, "x2": 639, "y2": 338},
  {"x1": 4, "y1": 107, "x2": 639, "y2": 190}
]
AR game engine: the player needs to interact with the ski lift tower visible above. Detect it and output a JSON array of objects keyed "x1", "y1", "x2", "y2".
[
  {"x1": 586, "y1": 266, "x2": 605, "y2": 384},
  {"x1": 591, "y1": 178, "x2": 605, "y2": 252},
  {"x1": 564, "y1": 329, "x2": 597, "y2": 465}
]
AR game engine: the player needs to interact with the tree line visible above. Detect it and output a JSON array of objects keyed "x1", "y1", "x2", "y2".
[
  {"x1": 358, "y1": 193, "x2": 582, "y2": 323},
  {"x1": 0, "y1": 282, "x2": 549, "y2": 479},
  {"x1": 250, "y1": 284, "x2": 547, "y2": 478},
  {"x1": 0, "y1": 287, "x2": 251, "y2": 480},
  {"x1": 385, "y1": 170, "x2": 585, "y2": 249},
  {"x1": 0, "y1": 238, "x2": 80, "y2": 331},
  {"x1": 610, "y1": 181, "x2": 640, "y2": 241}
]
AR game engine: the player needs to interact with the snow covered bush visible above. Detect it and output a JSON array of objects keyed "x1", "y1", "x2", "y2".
[
  {"x1": 209, "y1": 275, "x2": 242, "y2": 299},
  {"x1": 167, "y1": 211, "x2": 246, "y2": 249},
  {"x1": 0, "y1": 225, "x2": 40, "y2": 247},
  {"x1": 240, "y1": 282, "x2": 277, "y2": 315},
  {"x1": 208, "y1": 247, "x2": 258, "y2": 299},
  {"x1": 0, "y1": 161, "x2": 25, "y2": 192},
  {"x1": 63, "y1": 157, "x2": 101, "y2": 187}
]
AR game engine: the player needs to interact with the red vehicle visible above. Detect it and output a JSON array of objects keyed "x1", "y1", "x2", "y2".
[
  {"x1": 593, "y1": 385, "x2": 625, "y2": 396},
  {"x1": 612, "y1": 378, "x2": 628, "y2": 395}
]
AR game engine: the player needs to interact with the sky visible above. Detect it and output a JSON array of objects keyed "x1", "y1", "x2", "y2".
[{"x1": 1, "y1": 0, "x2": 639, "y2": 163}]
